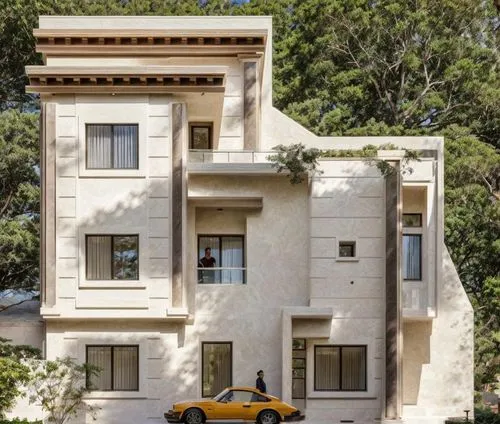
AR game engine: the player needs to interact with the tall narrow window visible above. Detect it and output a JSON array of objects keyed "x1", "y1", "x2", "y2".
[
  {"x1": 403, "y1": 234, "x2": 422, "y2": 280},
  {"x1": 314, "y1": 345, "x2": 366, "y2": 391},
  {"x1": 86, "y1": 124, "x2": 138, "y2": 169},
  {"x1": 292, "y1": 339, "x2": 306, "y2": 399},
  {"x1": 403, "y1": 213, "x2": 423, "y2": 281},
  {"x1": 86, "y1": 345, "x2": 139, "y2": 391},
  {"x1": 198, "y1": 235, "x2": 245, "y2": 284},
  {"x1": 86, "y1": 235, "x2": 139, "y2": 280},
  {"x1": 202, "y1": 342, "x2": 232, "y2": 397}
]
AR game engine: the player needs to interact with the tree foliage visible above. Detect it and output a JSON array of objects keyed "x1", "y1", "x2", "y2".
[
  {"x1": 0, "y1": 338, "x2": 41, "y2": 419},
  {"x1": 268, "y1": 143, "x2": 420, "y2": 183},
  {"x1": 28, "y1": 357, "x2": 100, "y2": 424},
  {"x1": 271, "y1": 0, "x2": 500, "y2": 146},
  {"x1": 0, "y1": 111, "x2": 39, "y2": 292}
]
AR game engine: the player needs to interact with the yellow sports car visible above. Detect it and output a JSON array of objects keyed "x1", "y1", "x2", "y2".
[{"x1": 164, "y1": 386, "x2": 305, "y2": 424}]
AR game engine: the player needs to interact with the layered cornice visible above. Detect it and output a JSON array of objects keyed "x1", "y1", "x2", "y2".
[
  {"x1": 34, "y1": 29, "x2": 267, "y2": 57},
  {"x1": 25, "y1": 66, "x2": 226, "y2": 94}
]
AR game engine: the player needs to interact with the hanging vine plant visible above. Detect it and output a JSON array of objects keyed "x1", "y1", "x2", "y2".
[{"x1": 267, "y1": 143, "x2": 420, "y2": 184}]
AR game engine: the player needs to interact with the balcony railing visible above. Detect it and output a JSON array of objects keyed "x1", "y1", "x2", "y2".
[
  {"x1": 197, "y1": 267, "x2": 246, "y2": 284},
  {"x1": 189, "y1": 150, "x2": 273, "y2": 164}
]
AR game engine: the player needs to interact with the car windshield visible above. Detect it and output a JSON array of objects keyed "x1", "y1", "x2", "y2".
[{"x1": 213, "y1": 388, "x2": 229, "y2": 402}]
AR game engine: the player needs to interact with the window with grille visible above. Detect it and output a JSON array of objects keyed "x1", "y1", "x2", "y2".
[
  {"x1": 202, "y1": 342, "x2": 232, "y2": 397},
  {"x1": 314, "y1": 345, "x2": 367, "y2": 391},
  {"x1": 86, "y1": 124, "x2": 138, "y2": 169},
  {"x1": 86, "y1": 235, "x2": 138, "y2": 280},
  {"x1": 86, "y1": 345, "x2": 139, "y2": 391}
]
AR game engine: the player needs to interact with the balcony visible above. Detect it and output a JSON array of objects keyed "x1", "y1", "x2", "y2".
[
  {"x1": 188, "y1": 150, "x2": 276, "y2": 175},
  {"x1": 403, "y1": 281, "x2": 435, "y2": 319},
  {"x1": 197, "y1": 267, "x2": 246, "y2": 284}
]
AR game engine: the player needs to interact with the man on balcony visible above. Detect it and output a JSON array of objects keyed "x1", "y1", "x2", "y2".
[{"x1": 199, "y1": 247, "x2": 216, "y2": 283}]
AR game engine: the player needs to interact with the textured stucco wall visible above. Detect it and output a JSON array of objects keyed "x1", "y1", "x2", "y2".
[
  {"x1": 44, "y1": 174, "x2": 309, "y2": 424},
  {"x1": 53, "y1": 94, "x2": 173, "y2": 317},
  {"x1": 402, "y1": 248, "x2": 474, "y2": 424}
]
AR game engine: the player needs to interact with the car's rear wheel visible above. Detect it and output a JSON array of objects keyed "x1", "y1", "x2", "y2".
[
  {"x1": 183, "y1": 408, "x2": 205, "y2": 424},
  {"x1": 258, "y1": 410, "x2": 280, "y2": 424}
]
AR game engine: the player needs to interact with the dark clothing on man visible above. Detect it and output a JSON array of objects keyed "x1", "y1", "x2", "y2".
[
  {"x1": 199, "y1": 256, "x2": 216, "y2": 268},
  {"x1": 256, "y1": 377, "x2": 267, "y2": 393}
]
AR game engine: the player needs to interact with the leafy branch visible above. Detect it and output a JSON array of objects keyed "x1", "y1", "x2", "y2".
[{"x1": 267, "y1": 143, "x2": 420, "y2": 184}]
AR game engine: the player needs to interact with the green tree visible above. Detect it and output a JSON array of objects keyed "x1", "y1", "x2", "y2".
[
  {"x1": 0, "y1": 111, "x2": 39, "y2": 293},
  {"x1": 0, "y1": 338, "x2": 41, "y2": 419},
  {"x1": 28, "y1": 357, "x2": 100, "y2": 424},
  {"x1": 443, "y1": 127, "x2": 500, "y2": 392},
  {"x1": 271, "y1": 0, "x2": 499, "y2": 146}
]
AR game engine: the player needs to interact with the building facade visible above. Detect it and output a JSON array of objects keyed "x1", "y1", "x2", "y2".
[{"x1": 22, "y1": 15, "x2": 473, "y2": 424}]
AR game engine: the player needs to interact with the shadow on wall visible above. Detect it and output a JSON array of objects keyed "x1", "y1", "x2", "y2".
[{"x1": 402, "y1": 321, "x2": 432, "y2": 405}]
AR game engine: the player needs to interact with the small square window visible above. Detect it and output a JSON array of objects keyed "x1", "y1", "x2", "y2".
[
  {"x1": 403, "y1": 213, "x2": 422, "y2": 227},
  {"x1": 190, "y1": 123, "x2": 213, "y2": 150},
  {"x1": 86, "y1": 124, "x2": 138, "y2": 169},
  {"x1": 339, "y1": 241, "x2": 356, "y2": 258},
  {"x1": 86, "y1": 235, "x2": 139, "y2": 280}
]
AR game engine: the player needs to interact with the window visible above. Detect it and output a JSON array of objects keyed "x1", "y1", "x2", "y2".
[
  {"x1": 86, "y1": 124, "x2": 138, "y2": 169},
  {"x1": 403, "y1": 213, "x2": 422, "y2": 227},
  {"x1": 339, "y1": 241, "x2": 356, "y2": 258},
  {"x1": 292, "y1": 338, "x2": 306, "y2": 399},
  {"x1": 314, "y1": 345, "x2": 367, "y2": 391},
  {"x1": 202, "y1": 342, "x2": 232, "y2": 397},
  {"x1": 198, "y1": 235, "x2": 245, "y2": 284},
  {"x1": 189, "y1": 122, "x2": 213, "y2": 150},
  {"x1": 86, "y1": 235, "x2": 139, "y2": 280},
  {"x1": 403, "y1": 234, "x2": 422, "y2": 280},
  {"x1": 251, "y1": 392, "x2": 270, "y2": 402},
  {"x1": 86, "y1": 345, "x2": 139, "y2": 391},
  {"x1": 403, "y1": 213, "x2": 423, "y2": 281}
]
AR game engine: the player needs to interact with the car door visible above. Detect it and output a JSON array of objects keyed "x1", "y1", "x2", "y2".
[
  {"x1": 244, "y1": 391, "x2": 273, "y2": 421},
  {"x1": 210, "y1": 390, "x2": 241, "y2": 419},
  {"x1": 214, "y1": 390, "x2": 255, "y2": 419}
]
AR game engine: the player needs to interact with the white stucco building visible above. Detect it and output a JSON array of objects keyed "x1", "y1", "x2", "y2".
[{"x1": 17, "y1": 15, "x2": 473, "y2": 424}]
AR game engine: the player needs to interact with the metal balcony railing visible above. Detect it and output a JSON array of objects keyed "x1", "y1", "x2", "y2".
[{"x1": 197, "y1": 267, "x2": 246, "y2": 284}]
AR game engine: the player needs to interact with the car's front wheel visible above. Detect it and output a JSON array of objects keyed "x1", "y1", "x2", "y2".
[
  {"x1": 183, "y1": 408, "x2": 205, "y2": 424},
  {"x1": 258, "y1": 410, "x2": 280, "y2": 424}
]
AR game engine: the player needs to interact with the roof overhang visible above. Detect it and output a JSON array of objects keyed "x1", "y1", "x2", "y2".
[
  {"x1": 25, "y1": 65, "x2": 226, "y2": 94},
  {"x1": 34, "y1": 28, "x2": 267, "y2": 57}
]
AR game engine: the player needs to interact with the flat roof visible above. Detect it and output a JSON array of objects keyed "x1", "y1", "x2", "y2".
[{"x1": 39, "y1": 15, "x2": 273, "y2": 31}]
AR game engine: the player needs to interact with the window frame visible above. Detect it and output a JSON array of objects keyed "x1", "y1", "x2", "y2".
[
  {"x1": 85, "y1": 234, "x2": 139, "y2": 281},
  {"x1": 201, "y1": 341, "x2": 233, "y2": 398},
  {"x1": 292, "y1": 338, "x2": 306, "y2": 399},
  {"x1": 85, "y1": 123, "x2": 139, "y2": 170},
  {"x1": 402, "y1": 213, "x2": 423, "y2": 228},
  {"x1": 402, "y1": 233, "x2": 423, "y2": 281},
  {"x1": 189, "y1": 122, "x2": 213, "y2": 150},
  {"x1": 336, "y1": 239, "x2": 359, "y2": 262},
  {"x1": 197, "y1": 234, "x2": 246, "y2": 284},
  {"x1": 85, "y1": 344, "x2": 139, "y2": 392},
  {"x1": 314, "y1": 345, "x2": 367, "y2": 392}
]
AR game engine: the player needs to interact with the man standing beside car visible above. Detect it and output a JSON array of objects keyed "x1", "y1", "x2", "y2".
[{"x1": 256, "y1": 370, "x2": 267, "y2": 393}]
